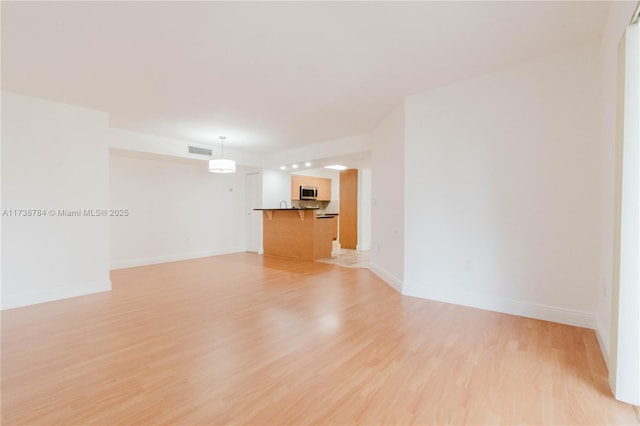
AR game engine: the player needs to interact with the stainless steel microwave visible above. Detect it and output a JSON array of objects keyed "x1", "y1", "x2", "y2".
[{"x1": 300, "y1": 186, "x2": 318, "y2": 200}]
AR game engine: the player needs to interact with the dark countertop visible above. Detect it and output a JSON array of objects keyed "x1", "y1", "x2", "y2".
[
  {"x1": 316, "y1": 213, "x2": 339, "y2": 218},
  {"x1": 253, "y1": 208, "x2": 319, "y2": 211}
]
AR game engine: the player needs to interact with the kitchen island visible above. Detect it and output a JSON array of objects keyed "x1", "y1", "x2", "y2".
[{"x1": 254, "y1": 208, "x2": 334, "y2": 261}]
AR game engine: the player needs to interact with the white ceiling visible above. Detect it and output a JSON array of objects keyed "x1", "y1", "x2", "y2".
[{"x1": 2, "y1": 1, "x2": 610, "y2": 154}]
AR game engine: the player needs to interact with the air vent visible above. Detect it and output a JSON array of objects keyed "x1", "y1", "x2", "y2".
[{"x1": 188, "y1": 146, "x2": 212, "y2": 156}]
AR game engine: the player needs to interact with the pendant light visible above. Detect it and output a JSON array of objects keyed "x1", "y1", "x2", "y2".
[{"x1": 209, "y1": 136, "x2": 236, "y2": 173}]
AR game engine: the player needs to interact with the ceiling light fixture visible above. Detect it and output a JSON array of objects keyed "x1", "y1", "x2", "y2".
[
  {"x1": 209, "y1": 136, "x2": 236, "y2": 173},
  {"x1": 292, "y1": 164, "x2": 299, "y2": 169},
  {"x1": 305, "y1": 162, "x2": 312, "y2": 167},
  {"x1": 280, "y1": 166, "x2": 287, "y2": 170},
  {"x1": 324, "y1": 164, "x2": 347, "y2": 171}
]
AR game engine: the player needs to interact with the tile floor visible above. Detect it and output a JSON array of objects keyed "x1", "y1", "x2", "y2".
[{"x1": 316, "y1": 241, "x2": 370, "y2": 269}]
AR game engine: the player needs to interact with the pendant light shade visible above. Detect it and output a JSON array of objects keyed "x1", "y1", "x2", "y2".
[
  {"x1": 209, "y1": 158, "x2": 236, "y2": 173},
  {"x1": 209, "y1": 136, "x2": 236, "y2": 173}
]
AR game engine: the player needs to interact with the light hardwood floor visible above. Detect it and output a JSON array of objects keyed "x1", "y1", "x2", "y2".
[{"x1": 1, "y1": 253, "x2": 637, "y2": 425}]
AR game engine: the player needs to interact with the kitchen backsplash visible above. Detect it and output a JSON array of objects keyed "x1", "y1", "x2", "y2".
[{"x1": 292, "y1": 200, "x2": 339, "y2": 215}]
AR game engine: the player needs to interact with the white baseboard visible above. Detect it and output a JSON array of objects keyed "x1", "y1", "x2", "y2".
[
  {"x1": 402, "y1": 282, "x2": 596, "y2": 329},
  {"x1": 110, "y1": 248, "x2": 243, "y2": 270},
  {"x1": 1, "y1": 279, "x2": 112, "y2": 310},
  {"x1": 595, "y1": 317, "x2": 610, "y2": 368},
  {"x1": 370, "y1": 262, "x2": 403, "y2": 293}
]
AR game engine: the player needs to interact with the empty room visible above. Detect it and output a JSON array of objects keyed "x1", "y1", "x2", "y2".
[{"x1": 1, "y1": 1, "x2": 639, "y2": 425}]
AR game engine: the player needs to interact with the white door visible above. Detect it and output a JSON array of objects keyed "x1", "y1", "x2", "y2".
[{"x1": 245, "y1": 172, "x2": 261, "y2": 252}]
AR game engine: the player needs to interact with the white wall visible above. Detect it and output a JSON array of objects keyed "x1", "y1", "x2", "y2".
[
  {"x1": 265, "y1": 133, "x2": 372, "y2": 169},
  {"x1": 402, "y1": 43, "x2": 603, "y2": 328},
  {"x1": 610, "y1": 20, "x2": 640, "y2": 407},
  {"x1": 357, "y1": 168, "x2": 372, "y2": 251},
  {"x1": 110, "y1": 127, "x2": 265, "y2": 168},
  {"x1": 109, "y1": 151, "x2": 245, "y2": 269},
  {"x1": 596, "y1": 0, "x2": 638, "y2": 365},
  {"x1": 262, "y1": 169, "x2": 295, "y2": 207},
  {"x1": 1, "y1": 92, "x2": 111, "y2": 309},
  {"x1": 369, "y1": 103, "x2": 405, "y2": 292}
]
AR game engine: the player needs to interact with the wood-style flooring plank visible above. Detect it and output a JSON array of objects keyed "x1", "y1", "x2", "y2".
[{"x1": 1, "y1": 253, "x2": 637, "y2": 425}]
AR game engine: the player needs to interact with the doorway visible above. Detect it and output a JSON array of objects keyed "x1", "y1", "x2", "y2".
[{"x1": 245, "y1": 172, "x2": 261, "y2": 253}]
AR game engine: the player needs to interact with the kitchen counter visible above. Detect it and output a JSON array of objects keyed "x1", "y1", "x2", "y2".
[
  {"x1": 254, "y1": 208, "x2": 333, "y2": 260},
  {"x1": 316, "y1": 213, "x2": 339, "y2": 219},
  {"x1": 253, "y1": 208, "x2": 319, "y2": 211}
]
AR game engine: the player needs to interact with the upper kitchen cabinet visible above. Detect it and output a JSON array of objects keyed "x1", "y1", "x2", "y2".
[
  {"x1": 291, "y1": 175, "x2": 332, "y2": 201},
  {"x1": 316, "y1": 177, "x2": 331, "y2": 201},
  {"x1": 290, "y1": 174, "x2": 304, "y2": 200}
]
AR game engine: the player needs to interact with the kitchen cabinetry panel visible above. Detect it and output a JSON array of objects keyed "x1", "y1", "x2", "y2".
[
  {"x1": 291, "y1": 175, "x2": 302, "y2": 200},
  {"x1": 291, "y1": 175, "x2": 332, "y2": 201},
  {"x1": 316, "y1": 178, "x2": 332, "y2": 201},
  {"x1": 339, "y1": 169, "x2": 357, "y2": 249},
  {"x1": 330, "y1": 216, "x2": 338, "y2": 240},
  {"x1": 258, "y1": 209, "x2": 332, "y2": 260}
]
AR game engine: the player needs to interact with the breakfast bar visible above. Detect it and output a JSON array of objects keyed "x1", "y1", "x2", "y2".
[{"x1": 254, "y1": 208, "x2": 334, "y2": 260}]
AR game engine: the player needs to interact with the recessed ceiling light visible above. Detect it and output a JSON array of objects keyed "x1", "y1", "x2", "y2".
[
  {"x1": 280, "y1": 166, "x2": 286, "y2": 170},
  {"x1": 324, "y1": 165, "x2": 347, "y2": 171},
  {"x1": 305, "y1": 162, "x2": 312, "y2": 167},
  {"x1": 292, "y1": 164, "x2": 299, "y2": 169}
]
